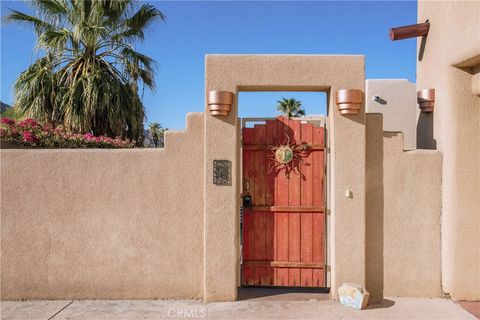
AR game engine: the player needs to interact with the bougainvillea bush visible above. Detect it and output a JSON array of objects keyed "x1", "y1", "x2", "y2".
[{"x1": 0, "y1": 118, "x2": 135, "y2": 148}]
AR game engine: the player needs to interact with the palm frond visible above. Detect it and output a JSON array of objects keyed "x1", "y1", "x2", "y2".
[
  {"x1": 113, "y1": 4, "x2": 165, "y2": 42},
  {"x1": 121, "y1": 47, "x2": 156, "y2": 90},
  {"x1": 37, "y1": 28, "x2": 72, "y2": 51},
  {"x1": 31, "y1": 0, "x2": 69, "y2": 18},
  {"x1": 126, "y1": 4, "x2": 165, "y2": 30},
  {"x1": 14, "y1": 57, "x2": 57, "y2": 123},
  {"x1": 121, "y1": 47, "x2": 155, "y2": 67},
  {"x1": 100, "y1": 0, "x2": 134, "y2": 21},
  {"x1": 4, "y1": 10, "x2": 55, "y2": 33}
]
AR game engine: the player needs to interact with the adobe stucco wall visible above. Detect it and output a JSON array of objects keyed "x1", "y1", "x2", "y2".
[
  {"x1": 1, "y1": 50, "x2": 464, "y2": 302},
  {"x1": 383, "y1": 132, "x2": 442, "y2": 298},
  {"x1": 366, "y1": 114, "x2": 442, "y2": 302},
  {"x1": 417, "y1": 1, "x2": 480, "y2": 300},
  {"x1": 365, "y1": 80, "x2": 417, "y2": 149},
  {"x1": 1, "y1": 113, "x2": 205, "y2": 300}
]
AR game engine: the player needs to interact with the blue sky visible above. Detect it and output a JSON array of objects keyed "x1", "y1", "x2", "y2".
[{"x1": 1, "y1": 1, "x2": 417, "y2": 130}]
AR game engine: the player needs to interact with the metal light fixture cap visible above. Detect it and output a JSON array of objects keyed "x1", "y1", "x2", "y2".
[
  {"x1": 207, "y1": 91, "x2": 234, "y2": 116},
  {"x1": 417, "y1": 89, "x2": 435, "y2": 113},
  {"x1": 335, "y1": 89, "x2": 363, "y2": 115}
]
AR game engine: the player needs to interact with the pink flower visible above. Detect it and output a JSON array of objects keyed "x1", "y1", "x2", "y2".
[
  {"x1": 18, "y1": 118, "x2": 39, "y2": 129},
  {"x1": 22, "y1": 131, "x2": 38, "y2": 143},
  {"x1": 1, "y1": 117, "x2": 15, "y2": 125},
  {"x1": 83, "y1": 133, "x2": 95, "y2": 140}
]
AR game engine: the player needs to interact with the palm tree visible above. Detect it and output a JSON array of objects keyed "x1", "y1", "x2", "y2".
[
  {"x1": 5, "y1": 0, "x2": 165, "y2": 143},
  {"x1": 276, "y1": 98, "x2": 306, "y2": 118},
  {"x1": 148, "y1": 122, "x2": 160, "y2": 148},
  {"x1": 148, "y1": 122, "x2": 166, "y2": 148}
]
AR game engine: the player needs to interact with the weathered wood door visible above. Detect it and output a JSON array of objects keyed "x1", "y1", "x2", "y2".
[{"x1": 241, "y1": 116, "x2": 326, "y2": 287}]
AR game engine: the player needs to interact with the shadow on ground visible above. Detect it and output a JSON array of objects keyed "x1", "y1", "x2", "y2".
[
  {"x1": 238, "y1": 287, "x2": 330, "y2": 301},
  {"x1": 367, "y1": 299, "x2": 396, "y2": 309}
]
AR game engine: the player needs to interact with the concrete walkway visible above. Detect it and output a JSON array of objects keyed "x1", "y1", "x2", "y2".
[{"x1": 1, "y1": 298, "x2": 477, "y2": 320}]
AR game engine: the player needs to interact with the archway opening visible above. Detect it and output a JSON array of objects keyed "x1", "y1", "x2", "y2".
[{"x1": 237, "y1": 90, "x2": 330, "y2": 300}]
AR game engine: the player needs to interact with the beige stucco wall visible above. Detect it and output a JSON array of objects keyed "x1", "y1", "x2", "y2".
[
  {"x1": 204, "y1": 55, "x2": 366, "y2": 301},
  {"x1": 417, "y1": 1, "x2": 480, "y2": 300},
  {"x1": 366, "y1": 114, "x2": 442, "y2": 302},
  {"x1": 1, "y1": 113, "x2": 205, "y2": 300},
  {"x1": 366, "y1": 80, "x2": 417, "y2": 149},
  {"x1": 383, "y1": 132, "x2": 442, "y2": 298}
]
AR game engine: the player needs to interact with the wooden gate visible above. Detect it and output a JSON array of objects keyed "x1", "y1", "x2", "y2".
[{"x1": 241, "y1": 116, "x2": 326, "y2": 287}]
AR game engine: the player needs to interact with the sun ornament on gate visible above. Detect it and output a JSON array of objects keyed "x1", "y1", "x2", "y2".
[
  {"x1": 267, "y1": 135, "x2": 310, "y2": 178},
  {"x1": 275, "y1": 145, "x2": 294, "y2": 164}
]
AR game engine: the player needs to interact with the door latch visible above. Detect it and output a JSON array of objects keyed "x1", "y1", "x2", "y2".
[{"x1": 242, "y1": 194, "x2": 252, "y2": 209}]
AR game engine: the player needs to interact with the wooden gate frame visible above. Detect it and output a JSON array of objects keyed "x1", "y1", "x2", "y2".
[
  {"x1": 240, "y1": 116, "x2": 330, "y2": 288},
  {"x1": 204, "y1": 55, "x2": 366, "y2": 302}
]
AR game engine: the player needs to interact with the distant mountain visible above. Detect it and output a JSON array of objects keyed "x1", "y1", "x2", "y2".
[{"x1": 1, "y1": 101, "x2": 12, "y2": 114}]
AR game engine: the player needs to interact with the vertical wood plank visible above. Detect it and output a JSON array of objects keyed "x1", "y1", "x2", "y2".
[
  {"x1": 300, "y1": 122, "x2": 314, "y2": 207},
  {"x1": 275, "y1": 213, "x2": 288, "y2": 286},
  {"x1": 242, "y1": 127, "x2": 255, "y2": 285},
  {"x1": 275, "y1": 117, "x2": 289, "y2": 285},
  {"x1": 301, "y1": 213, "x2": 313, "y2": 286},
  {"x1": 300, "y1": 122, "x2": 314, "y2": 286},
  {"x1": 288, "y1": 119, "x2": 301, "y2": 286},
  {"x1": 253, "y1": 124, "x2": 266, "y2": 285},
  {"x1": 276, "y1": 117, "x2": 289, "y2": 205},
  {"x1": 242, "y1": 209, "x2": 253, "y2": 285},
  {"x1": 288, "y1": 213, "x2": 301, "y2": 286},
  {"x1": 288, "y1": 119, "x2": 302, "y2": 206},
  {"x1": 265, "y1": 120, "x2": 277, "y2": 206},
  {"x1": 312, "y1": 213, "x2": 325, "y2": 287},
  {"x1": 312, "y1": 124, "x2": 325, "y2": 287},
  {"x1": 254, "y1": 124, "x2": 266, "y2": 206},
  {"x1": 243, "y1": 127, "x2": 255, "y2": 145},
  {"x1": 264, "y1": 120, "x2": 277, "y2": 285},
  {"x1": 264, "y1": 211, "x2": 274, "y2": 285},
  {"x1": 254, "y1": 211, "x2": 268, "y2": 285},
  {"x1": 312, "y1": 125, "x2": 325, "y2": 207}
]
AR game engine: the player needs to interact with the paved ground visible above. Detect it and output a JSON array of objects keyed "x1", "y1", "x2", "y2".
[{"x1": 1, "y1": 297, "x2": 477, "y2": 320}]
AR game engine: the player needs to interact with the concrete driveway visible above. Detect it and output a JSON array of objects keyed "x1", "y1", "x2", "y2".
[{"x1": 1, "y1": 298, "x2": 477, "y2": 320}]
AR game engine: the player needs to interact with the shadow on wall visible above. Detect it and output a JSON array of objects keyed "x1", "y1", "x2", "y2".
[
  {"x1": 340, "y1": 94, "x2": 367, "y2": 126},
  {"x1": 365, "y1": 114, "x2": 384, "y2": 304},
  {"x1": 417, "y1": 113, "x2": 437, "y2": 150},
  {"x1": 418, "y1": 34, "x2": 428, "y2": 62}
]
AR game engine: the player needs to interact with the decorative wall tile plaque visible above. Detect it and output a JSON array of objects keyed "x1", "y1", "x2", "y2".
[{"x1": 213, "y1": 160, "x2": 231, "y2": 186}]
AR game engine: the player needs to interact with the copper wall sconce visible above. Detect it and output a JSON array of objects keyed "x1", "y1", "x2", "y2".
[
  {"x1": 335, "y1": 89, "x2": 363, "y2": 115},
  {"x1": 207, "y1": 91, "x2": 234, "y2": 116},
  {"x1": 417, "y1": 89, "x2": 435, "y2": 113}
]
